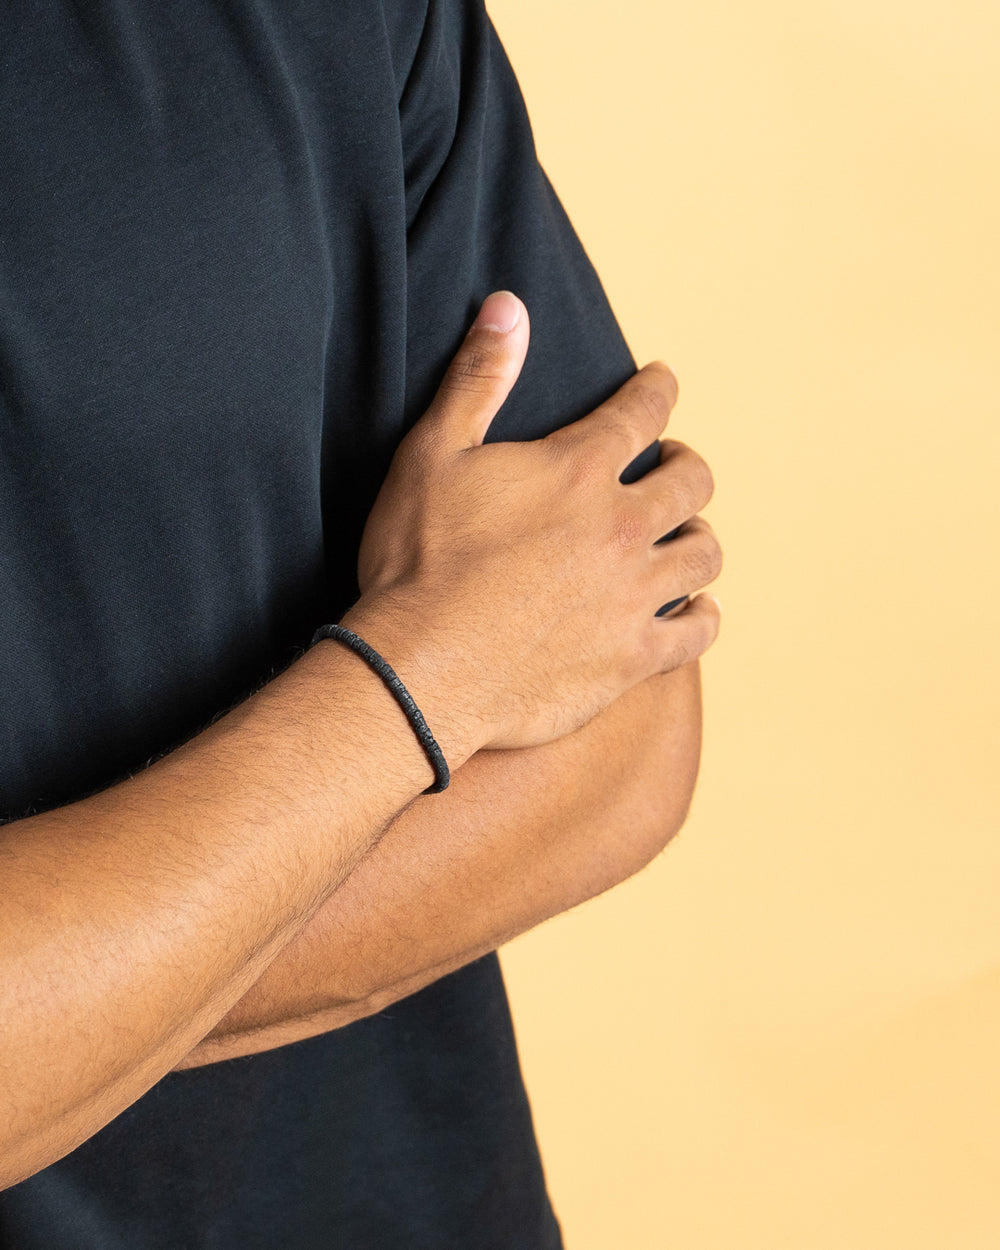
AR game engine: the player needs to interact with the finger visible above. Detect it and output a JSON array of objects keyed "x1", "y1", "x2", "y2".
[
  {"x1": 650, "y1": 593, "x2": 722, "y2": 673},
  {"x1": 632, "y1": 440, "x2": 715, "y2": 535},
  {"x1": 549, "y1": 361, "x2": 679, "y2": 473},
  {"x1": 648, "y1": 515, "x2": 723, "y2": 599},
  {"x1": 653, "y1": 513, "x2": 719, "y2": 618},
  {"x1": 420, "y1": 291, "x2": 531, "y2": 449}
]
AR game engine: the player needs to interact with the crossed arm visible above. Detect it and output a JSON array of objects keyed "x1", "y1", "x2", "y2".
[
  {"x1": 178, "y1": 658, "x2": 702, "y2": 1068},
  {"x1": 0, "y1": 643, "x2": 702, "y2": 1188},
  {"x1": 0, "y1": 306, "x2": 717, "y2": 1185}
]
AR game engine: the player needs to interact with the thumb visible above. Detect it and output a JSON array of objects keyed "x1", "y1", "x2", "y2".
[{"x1": 423, "y1": 291, "x2": 530, "y2": 449}]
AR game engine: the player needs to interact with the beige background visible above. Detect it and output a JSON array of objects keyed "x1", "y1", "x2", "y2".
[{"x1": 488, "y1": 1, "x2": 1000, "y2": 1246}]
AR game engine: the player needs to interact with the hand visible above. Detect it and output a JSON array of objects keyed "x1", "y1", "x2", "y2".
[{"x1": 347, "y1": 291, "x2": 722, "y2": 756}]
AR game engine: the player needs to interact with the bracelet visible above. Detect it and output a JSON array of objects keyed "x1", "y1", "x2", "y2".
[{"x1": 310, "y1": 623, "x2": 451, "y2": 794}]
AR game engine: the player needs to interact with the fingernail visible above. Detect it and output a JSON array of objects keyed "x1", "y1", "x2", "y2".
[{"x1": 473, "y1": 290, "x2": 521, "y2": 333}]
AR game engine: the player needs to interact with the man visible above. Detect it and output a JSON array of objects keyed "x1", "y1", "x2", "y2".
[{"x1": 0, "y1": 1, "x2": 721, "y2": 1246}]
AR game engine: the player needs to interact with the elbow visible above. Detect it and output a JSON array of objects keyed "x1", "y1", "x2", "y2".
[
  {"x1": 657, "y1": 762, "x2": 700, "y2": 850},
  {"x1": 578, "y1": 766, "x2": 698, "y2": 905},
  {"x1": 627, "y1": 663, "x2": 703, "y2": 870},
  {"x1": 0, "y1": 1090, "x2": 118, "y2": 1191},
  {"x1": 0, "y1": 1130, "x2": 60, "y2": 1193},
  {"x1": 618, "y1": 784, "x2": 696, "y2": 883},
  {"x1": 0, "y1": 1096, "x2": 46, "y2": 1191},
  {"x1": 604, "y1": 694, "x2": 703, "y2": 882},
  {"x1": 657, "y1": 786, "x2": 697, "y2": 854}
]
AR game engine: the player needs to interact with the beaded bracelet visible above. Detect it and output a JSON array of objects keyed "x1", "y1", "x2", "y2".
[{"x1": 310, "y1": 624, "x2": 450, "y2": 794}]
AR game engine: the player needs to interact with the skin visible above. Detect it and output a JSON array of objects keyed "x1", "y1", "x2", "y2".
[
  {"x1": 0, "y1": 291, "x2": 721, "y2": 1188},
  {"x1": 178, "y1": 659, "x2": 702, "y2": 1066}
]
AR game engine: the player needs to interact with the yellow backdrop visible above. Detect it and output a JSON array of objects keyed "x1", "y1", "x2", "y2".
[{"x1": 489, "y1": 1, "x2": 1000, "y2": 1246}]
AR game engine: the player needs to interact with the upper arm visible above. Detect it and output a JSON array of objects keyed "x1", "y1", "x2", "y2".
[{"x1": 396, "y1": 0, "x2": 659, "y2": 481}]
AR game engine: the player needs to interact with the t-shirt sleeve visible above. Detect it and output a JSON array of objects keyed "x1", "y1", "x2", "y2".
[{"x1": 396, "y1": 0, "x2": 659, "y2": 485}]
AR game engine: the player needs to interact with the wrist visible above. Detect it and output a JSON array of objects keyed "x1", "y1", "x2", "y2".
[{"x1": 336, "y1": 591, "x2": 494, "y2": 773}]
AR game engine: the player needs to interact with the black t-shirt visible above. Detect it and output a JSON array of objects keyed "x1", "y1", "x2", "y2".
[{"x1": 0, "y1": 2, "x2": 656, "y2": 1246}]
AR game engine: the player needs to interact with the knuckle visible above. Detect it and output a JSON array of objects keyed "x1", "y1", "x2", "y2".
[
  {"x1": 565, "y1": 443, "x2": 608, "y2": 490},
  {"x1": 674, "y1": 445, "x2": 713, "y2": 502},
  {"x1": 659, "y1": 473, "x2": 689, "y2": 524},
  {"x1": 610, "y1": 507, "x2": 647, "y2": 555},
  {"x1": 707, "y1": 538, "x2": 724, "y2": 581},
  {"x1": 631, "y1": 380, "x2": 673, "y2": 434},
  {"x1": 446, "y1": 343, "x2": 509, "y2": 393},
  {"x1": 687, "y1": 522, "x2": 723, "y2": 579},
  {"x1": 678, "y1": 537, "x2": 719, "y2": 586},
  {"x1": 695, "y1": 456, "x2": 716, "y2": 506},
  {"x1": 642, "y1": 360, "x2": 680, "y2": 406}
]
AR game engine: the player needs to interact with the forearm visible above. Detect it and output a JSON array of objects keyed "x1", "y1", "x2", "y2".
[
  {"x1": 179, "y1": 660, "x2": 702, "y2": 1068},
  {"x1": 0, "y1": 610, "x2": 478, "y2": 1189}
]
